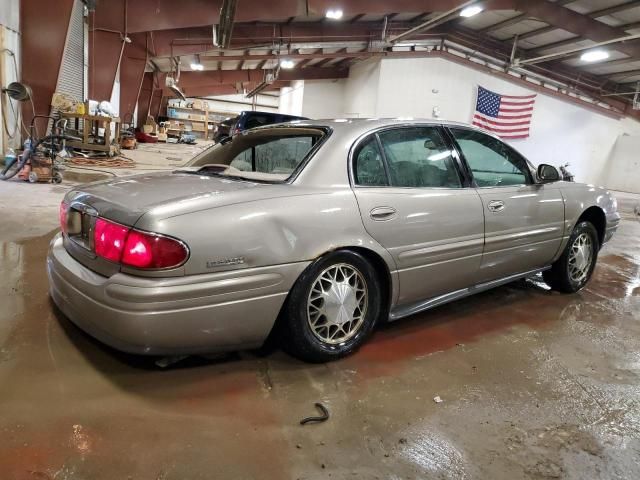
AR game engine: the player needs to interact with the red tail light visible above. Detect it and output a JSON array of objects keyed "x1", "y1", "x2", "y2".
[
  {"x1": 94, "y1": 218, "x2": 128, "y2": 262},
  {"x1": 93, "y1": 217, "x2": 188, "y2": 269},
  {"x1": 122, "y1": 230, "x2": 188, "y2": 269},
  {"x1": 59, "y1": 202, "x2": 68, "y2": 234}
]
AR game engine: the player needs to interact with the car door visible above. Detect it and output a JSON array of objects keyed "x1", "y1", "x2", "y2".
[
  {"x1": 448, "y1": 127, "x2": 564, "y2": 283},
  {"x1": 351, "y1": 125, "x2": 485, "y2": 306}
]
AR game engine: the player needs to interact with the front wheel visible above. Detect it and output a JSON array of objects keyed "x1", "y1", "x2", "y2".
[
  {"x1": 543, "y1": 221, "x2": 599, "y2": 293},
  {"x1": 281, "y1": 250, "x2": 382, "y2": 362}
]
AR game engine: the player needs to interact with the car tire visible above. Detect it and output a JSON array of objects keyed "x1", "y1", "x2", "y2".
[
  {"x1": 281, "y1": 250, "x2": 382, "y2": 362},
  {"x1": 543, "y1": 221, "x2": 599, "y2": 293}
]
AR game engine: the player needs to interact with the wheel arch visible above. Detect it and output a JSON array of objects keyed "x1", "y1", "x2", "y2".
[
  {"x1": 576, "y1": 206, "x2": 606, "y2": 247},
  {"x1": 269, "y1": 245, "x2": 394, "y2": 338},
  {"x1": 339, "y1": 246, "x2": 393, "y2": 320}
]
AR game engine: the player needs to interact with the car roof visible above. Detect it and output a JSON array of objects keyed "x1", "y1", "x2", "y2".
[
  {"x1": 239, "y1": 110, "x2": 307, "y2": 119},
  {"x1": 252, "y1": 117, "x2": 489, "y2": 140}
]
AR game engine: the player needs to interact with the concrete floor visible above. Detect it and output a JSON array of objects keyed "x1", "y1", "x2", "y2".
[{"x1": 0, "y1": 152, "x2": 639, "y2": 479}]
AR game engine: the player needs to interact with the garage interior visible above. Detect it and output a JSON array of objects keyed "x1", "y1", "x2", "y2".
[{"x1": 1, "y1": 0, "x2": 640, "y2": 478}]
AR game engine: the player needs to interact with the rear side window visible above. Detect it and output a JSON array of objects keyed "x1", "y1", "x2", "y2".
[
  {"x1": 450, "y1": 128, "x2": 531, "y2": 187},
  {"x1": 187, "y1": 127, "x2": 325, "y2": 182},
  {"x1": 230, "y1": 136, "x2": 314, "y2": 175},
  {"x1": 377, "y1": 127, "x2": 462, "y2": 188},
  {"x1": 353, "y1": 136, "x2": 388, "y2": 186},
  {"x1": 244, "y1": 114, "x2": 272, "y2": 129}
]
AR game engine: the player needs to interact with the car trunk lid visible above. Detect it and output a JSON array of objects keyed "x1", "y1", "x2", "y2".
[{"x1": 61, "y1": 171, "x2": 272, "y2": 277}]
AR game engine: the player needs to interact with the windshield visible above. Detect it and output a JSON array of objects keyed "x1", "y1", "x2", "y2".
[{"x1": 186, "y1": 127, "x2": 326, "y2": 182}]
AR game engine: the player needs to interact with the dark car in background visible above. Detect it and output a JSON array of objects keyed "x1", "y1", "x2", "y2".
[{"x1": 212, "y1": 111, "x2": 308, "y2": 143}]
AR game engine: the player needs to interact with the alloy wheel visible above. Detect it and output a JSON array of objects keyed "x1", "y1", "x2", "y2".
[
  {"x1": 568, "y1": 233, "x2": 593, "y2": 283},
  {"x1": 306, "y1": 263, "x2": 368, "y2": 344}
]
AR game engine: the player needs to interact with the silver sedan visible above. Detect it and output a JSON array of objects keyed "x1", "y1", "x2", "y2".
[{"x1": 47, "y1": 119, "x2": 619, "y2": 362}]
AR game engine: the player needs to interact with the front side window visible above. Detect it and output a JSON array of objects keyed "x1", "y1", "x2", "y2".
[
  {"x1": 377, "y1": 127, "x2": 462, "y2": 188},
  {"x1": 450, "y1": 128, "x2": 531, "y2": 187},
  {"x1": 187, "y1": 127, "x2": 325, "y2": 182}
]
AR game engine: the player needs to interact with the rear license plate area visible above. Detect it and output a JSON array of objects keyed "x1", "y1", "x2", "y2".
[{"x1": 67, "y1": 207, "x2": 94, "y2": 250}]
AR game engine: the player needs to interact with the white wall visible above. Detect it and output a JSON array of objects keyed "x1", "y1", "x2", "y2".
[
  {"x1": 376, "y1": 57, "x2": 640, "y2": 186},
  {"x1": 300, "y1": 79, "x2": 345, "y2": 119},
  {"x1": 602, "y1": 135, "x2": 640, "y2": 193},
  {"x1": 343, "y1": 59, "x2": 380, "y2": 118},
  {"x1": 292, "y1": 56, "x2": 640, "y2": 189},
  {"x1": 109, "y1": 67, "x2": 120, "y2": 116},
  {"x1": 278, "y1": 80, "x2": 305, "y2": 116},
  {"x1": 0, "y1": 0, "x2": 21, "y2": 153},
  {"x1": 203, "y1": 93, "x2": 279, "y2": 115}
]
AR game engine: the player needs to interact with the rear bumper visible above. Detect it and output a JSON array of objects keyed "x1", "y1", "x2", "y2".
[{"x1": 47, "y1": 233, "x2": 308, "y2": 355}]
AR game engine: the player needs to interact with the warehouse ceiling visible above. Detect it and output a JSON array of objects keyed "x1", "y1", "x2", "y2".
[{"x1": 89, "y1": 0, "x2": 640, "y2": 117}]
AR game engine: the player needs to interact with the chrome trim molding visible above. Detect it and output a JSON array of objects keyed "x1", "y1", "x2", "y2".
[{"x1": 388, "y1": 267, "x2": 550, "y2": 321}]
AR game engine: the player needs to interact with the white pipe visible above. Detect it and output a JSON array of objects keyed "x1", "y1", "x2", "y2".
[{"x1": 518, "y1": 32, "x2": 640, "y2": 66}]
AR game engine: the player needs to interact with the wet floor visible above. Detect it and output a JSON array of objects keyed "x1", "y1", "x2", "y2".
[{"x1": 1, "y1": 185, "x2": 639, "y2": 479}]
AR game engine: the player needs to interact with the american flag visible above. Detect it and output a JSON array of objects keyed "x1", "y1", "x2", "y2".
[{"x1": 472, "y1": 86, "x2": 536, "y2": 140}]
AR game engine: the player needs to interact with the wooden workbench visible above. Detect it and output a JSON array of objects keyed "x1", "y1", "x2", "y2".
[{"x1": 61, "y1": 112, "x2": 121, "y2": 156}]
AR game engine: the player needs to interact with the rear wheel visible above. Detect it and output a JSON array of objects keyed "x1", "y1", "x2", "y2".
[
  {"x1": 281, "y1": 250, "x2": 382, "y2": 362},
  {"x1": 543, "y1": 221, "x2": 599, "y2": 293}
]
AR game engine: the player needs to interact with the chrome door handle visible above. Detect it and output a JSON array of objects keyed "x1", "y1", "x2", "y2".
[
  {"x1": 370, "y1": 206, "x2": 397, "y2": 221},
  {"x1": 487, "y1": 200, "x2": 505, "y2": 212}
]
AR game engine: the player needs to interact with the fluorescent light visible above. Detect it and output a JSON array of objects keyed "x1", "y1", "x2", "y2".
[
  {"x1": 191, "y1": 55, "x2": 204, "y2": 71},
  {"x1": 580, "y1": 50, "x2": 610, "y2": 62},
  {"x1": 325, "y1": 9, "x2": 343, "y2": 20},
  {"x1": 460, "y1": 5, "x2": 483, "y2": 17},
  {"x1": 279, "y1": 59, "x2": 295, "y2": 69}
]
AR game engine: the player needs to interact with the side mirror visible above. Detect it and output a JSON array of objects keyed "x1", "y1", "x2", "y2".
[{"x1": 537, "y1": 164, "x2": 560, "y2": 183}]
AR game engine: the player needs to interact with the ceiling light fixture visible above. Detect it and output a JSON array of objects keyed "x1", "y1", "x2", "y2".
[
  {"x1": 325, "y1": 9, "x2": 343, "y2": 20},
  {"x1": 460, "y1": 5, "x2": 483, "y2": 17},
  {"x1": 279, "y1": 59, "x2": 295, "y2": 69},
  {"x1": 580, "y1": 49, "x2": 610, "y2": 62},
  {"x1": 190, "y1": 54, "x2": 204, "y2": 71}
]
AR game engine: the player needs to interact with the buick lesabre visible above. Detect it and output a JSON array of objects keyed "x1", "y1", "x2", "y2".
[{"x1": 47, "y1": 119, "x2": 619, "y2": 362}]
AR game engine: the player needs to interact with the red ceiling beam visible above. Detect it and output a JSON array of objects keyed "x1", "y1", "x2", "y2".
[
  {"x1": 122, "y1": 0, "x2": 516, "y2": 33},
  {"x1": 20, "y1": 0, "x2": 74, "y2": 135},
  {"x1": 126, "y1": 0, "x2": 301, "y2": 33},
  {"x1": 306, "y1": 0, "x2": 515, "y2": 17},
  {"x1": 155, "y1": 67, "x2": 347, "y2": 98},
  {"x1": 279, "y1": 67, "x2": 348, "y2": 81},
  {"x1": 150, "y1": 23, "x2": 392, "y2": 58},
  {"x1": 504, "y1": 0, "x2": 640, "y2": 60},
  {"x1": 201, "y1": 51, "x2": 375, "y2": 62},
  {"x1": 173, "y1": 67, "x2": 347, "y2": 90}
]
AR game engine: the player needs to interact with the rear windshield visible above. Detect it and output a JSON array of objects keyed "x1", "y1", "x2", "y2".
[{"x1": 186, "y1": 127, "x2": 326, "y2": 182}]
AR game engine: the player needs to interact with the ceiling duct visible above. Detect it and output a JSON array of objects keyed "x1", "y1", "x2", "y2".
[
  {"x1": 166, "y1": 57, "x2": 186, "y2": 100},
  {"x1": 215, "y1": 0, "x2": 237, "y2": 49}
]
